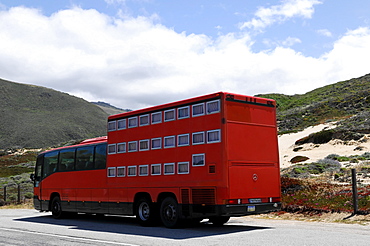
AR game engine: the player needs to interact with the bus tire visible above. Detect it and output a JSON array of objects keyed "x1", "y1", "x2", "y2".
[
  {"x1": 51, "y1": 196, "x2": 64, "y2": 219},
  {"x1": 136, "y1": 197, "x2": 155, "y2": 226},
  {"x1": 209, "y1": 216, "x2": 230, "y2": 226},
  {"x1": 160, "y1": 197, "x2": 180, "y2": 228}
]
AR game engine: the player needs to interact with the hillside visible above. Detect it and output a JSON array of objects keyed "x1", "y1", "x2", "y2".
[
  {"x1": 0, "y1": 79, "x2": 108, "y2": 149},
  {"x1": 91, "y1": 101, "x2": 129, "y2": 115},
  {"x1": 2, "y1": 73, "x2": 369, "y2": 149},
  {"x1": 257, "y1": 73, "x2": 370, "y2": 139}
]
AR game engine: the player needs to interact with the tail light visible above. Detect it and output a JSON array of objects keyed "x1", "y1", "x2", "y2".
[
  {"x1": 226, "y1": 199, "x2": 241, "y2": 205},
  {"x1": 270, "y1": 197, "x2": 281, "y2": 202}
]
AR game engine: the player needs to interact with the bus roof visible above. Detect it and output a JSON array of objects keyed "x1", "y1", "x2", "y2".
[
  {"x1": 108, "y1": 92, "x2": 275, "y2": 120},
  {"x1": 80, "y1": 136, "x2": 107, "y2": 144},
  {"x1": 40, "y1": 136, "x2": 107, "y2": 155}
]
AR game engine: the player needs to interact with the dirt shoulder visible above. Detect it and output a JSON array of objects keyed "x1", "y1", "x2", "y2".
[{"x1": 250, "y1": 212, "x2": 370, "y2": 226}]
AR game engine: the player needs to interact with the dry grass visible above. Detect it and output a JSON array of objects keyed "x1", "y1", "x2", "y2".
[{"x1": 0, "y1": 200, "x2": 33, "y2": 209}]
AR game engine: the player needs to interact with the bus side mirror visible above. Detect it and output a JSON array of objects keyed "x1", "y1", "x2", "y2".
[{"x1": 30, "y1": 174, "x2": 35, "y2": 181}]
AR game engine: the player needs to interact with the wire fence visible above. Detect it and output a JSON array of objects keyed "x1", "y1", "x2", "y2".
[{"x1": 0, "y1": 181, "x2": 33, "y2": 205}]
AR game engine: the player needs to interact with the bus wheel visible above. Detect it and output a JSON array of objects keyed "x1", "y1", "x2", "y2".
[
  {"x1": 160, "y1": 197, "x2": 180, "y2": 228},
  {"x1": 209, "y1": 216, "x2": 230, "y2": 226},
  {"x1": 51, "y1": 196, "x2": 64, "y2": 219},
  {"x1": 136, "y1": 197, "x2": 155, "y2": 226}
]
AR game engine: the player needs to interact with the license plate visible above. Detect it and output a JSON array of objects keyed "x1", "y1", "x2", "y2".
[
  {"x1": 247, "y1": 206, "x2": 256, "y2": 212},
  {"x1": 249, "y1": 198, "x2": 262, "y2": 203}
]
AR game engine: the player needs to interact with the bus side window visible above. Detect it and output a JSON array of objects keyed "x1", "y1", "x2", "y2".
[
  {"x1": 95, "y1": 144, "x2": 107, "y2": 169},
  {"x1": 59, "y1": 148, "x2": 76, "y2": 171},
  {"x1": 76, "y1": 146, "x2": 94, "y2": 170},
  {"x1": 42, "y1": 151, "x2": 59, "y2": 178}
]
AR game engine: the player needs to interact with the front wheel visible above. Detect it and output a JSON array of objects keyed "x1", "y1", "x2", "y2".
[
  {"x1": 136, "y1": 197, "x2": 156, "y2": 226},
  {"x1": 51, "y1": 196, "x2": 64, "y2": 219},
  {"x1": 160, "y1": 197, "x2": 180, "y2": 228}
]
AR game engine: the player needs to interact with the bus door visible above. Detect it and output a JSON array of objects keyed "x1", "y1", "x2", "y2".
[
  {"x1": 225, "y1": 99, "x2": 280, "y2": 202},
  {"x1": 227, "y1": 121, "x2": 281, "y2": 201},
  {"x1": 31, "y1": 154, "x2": 44, "y2": 210}
]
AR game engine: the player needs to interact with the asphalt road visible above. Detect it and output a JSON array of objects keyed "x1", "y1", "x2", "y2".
[{"x1": 0, "y1": 209, "x2": 369, "y2": 246}]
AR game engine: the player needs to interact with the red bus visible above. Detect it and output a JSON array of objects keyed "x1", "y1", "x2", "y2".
[{"x1": 32, "y1": 92, "x2": 281, "y2": 228}]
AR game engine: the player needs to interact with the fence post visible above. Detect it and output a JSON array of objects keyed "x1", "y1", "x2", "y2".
[
  {"x1": 3, "y1": 186, "x2": 6, "y2": 202},
  {"x1": 351, "y1": 169, "x2": 358, "y2": 215},
  {"x1": 17, "y1": 184, "x2": 21, "y2": 204}
]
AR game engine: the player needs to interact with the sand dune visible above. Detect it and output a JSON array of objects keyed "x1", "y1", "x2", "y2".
[{"x1": 278, "y1": 123, "x2": 370, "y2": 168}]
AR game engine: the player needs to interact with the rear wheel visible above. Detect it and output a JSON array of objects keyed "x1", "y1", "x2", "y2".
[
  {"x1": 160, "y1": 197, "x2": 180, "y2": 228},
  {"x1": 51, "y1": 196, "x2": 64, "y2": 219},
  {"x1": 209, "y1": 216, "x2": 230, "y2": 226},
  {"x1": 136, "y1": 197, "x2": 156, "y2": 226}
]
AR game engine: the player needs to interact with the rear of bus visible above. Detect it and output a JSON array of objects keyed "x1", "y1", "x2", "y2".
[{"x1": 222, "y1": 93, "x2": 281, "y2": 215}]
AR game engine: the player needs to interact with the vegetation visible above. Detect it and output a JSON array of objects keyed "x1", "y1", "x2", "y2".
[
  {"x1": 295, "y1": 129, "x2": 335, "y2": 145},
  {"x1": 258, "y1": 73, "x2": 370, "y2": 136},
  {"x1": 0, "y1": 150, "x2": 37, "y2": 177},
  {"x1": 281, "y1": 177, "x2": 370, "y2": 215},
  {"x1": 281, "y1": 152, "x2": 370, "y2": 216},
  {"x1": 0, "y1": 172, "x2": 34, "y2": 206},
  {"x1": 91, "y1": 101, "x2": 129, "y2": 115},
  {"x1": 0, "y1": 151, "x2": 36, "y2": 205},
  {"x1": 283, "y1": 153, "x2": 370, "y2": 179},
  {"x1": 0, "y1": 78, "x2": 108, "y2": 149},
  {"x1": 290, "y1": 156, "x2": 309, "y2": 164}
]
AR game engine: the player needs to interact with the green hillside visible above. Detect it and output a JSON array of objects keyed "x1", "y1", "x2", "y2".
[
  {"x1": 91, "y1": 101, "x2": 129, "y2": 115},
  {"x1": 0, "y1": 79, "x2": 108, "y2": 149},
  {"x1": 2, "y1": 73, "x2": 369, "y2": 149},
  {"x1": 257, "y1": 73, "x2": 370, "y2": 135}
]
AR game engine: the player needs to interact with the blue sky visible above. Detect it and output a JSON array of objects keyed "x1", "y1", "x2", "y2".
[{"x1": 0, "y1": 0, "x2": 370, "y2": 109}]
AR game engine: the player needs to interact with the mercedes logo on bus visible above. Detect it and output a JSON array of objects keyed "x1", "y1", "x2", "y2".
[{"x1": 252, "y1": 174, "x2": 258, "y2": 181}]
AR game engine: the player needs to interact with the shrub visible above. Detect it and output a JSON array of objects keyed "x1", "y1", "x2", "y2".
[
  {"x1": 290, "y1": 156, "x2": 309, "y2": 163},
  {"x1": 280, "y1": 177, "x2": 370, "y2": 214},
  {"x1": 295, "y1": 129, "x2": 334, "y2": 145},
  {"x1": 334, "y1": 173, "x2": 344, "y2": 179},
  {"x1": 336, "y1": 156, "x2": 350, "y2": 162},
  {"x1": 24, "y1": 192, "x2": 33, "y2": 199},
  {"x1": 316, "y1": 158, "x2": 341, "y2": 168},
  {"x1": 293, "y1": 167, "x2": 307, "y2": 174},
  {"x1": 361, "y1": 152, "x2": 370, "y2": 159},
  {"x1": 293, "y1": 146, "x2": 303, "y2": 152},
  {"x1": 313, "y1": 130, "x2": 335, "y2": 144},
  {"x1": 326, "y1": 154, "x2": 340, "y2": 160}
]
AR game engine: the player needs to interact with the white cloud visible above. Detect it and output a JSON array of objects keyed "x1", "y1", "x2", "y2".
[
  {"x1": 0, "y1": 6, "x2": 370, "y2": 110},
  {"x1": 317, "y1": 29, "x2": 333, "y2": 37},
  {"x1": 264, "y1": 36, "x2": 302, "y2": 48},
  {"x1": 322, "y1": 27, "x2": 370, "y2": 80},
  {"x1": 282, "y1": 37, "x2": 302, "y2": 46},
  {"x1": 240, "y1": 0, "x2": 322, "y2": 31},
  {"x1": 104, "y1": 0, "x2": 127, "y2": 5}
]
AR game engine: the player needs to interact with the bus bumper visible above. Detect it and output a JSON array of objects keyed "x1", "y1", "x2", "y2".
[
  {"x1": 33, "y1": 196, "x2": 42, "y2": 211},
  {"x1": 222, "y1": 202, "x2": 282, "y2": 216},
  {"x1": 181, "y1": 202, "x2": 281, "y2": 219}
]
